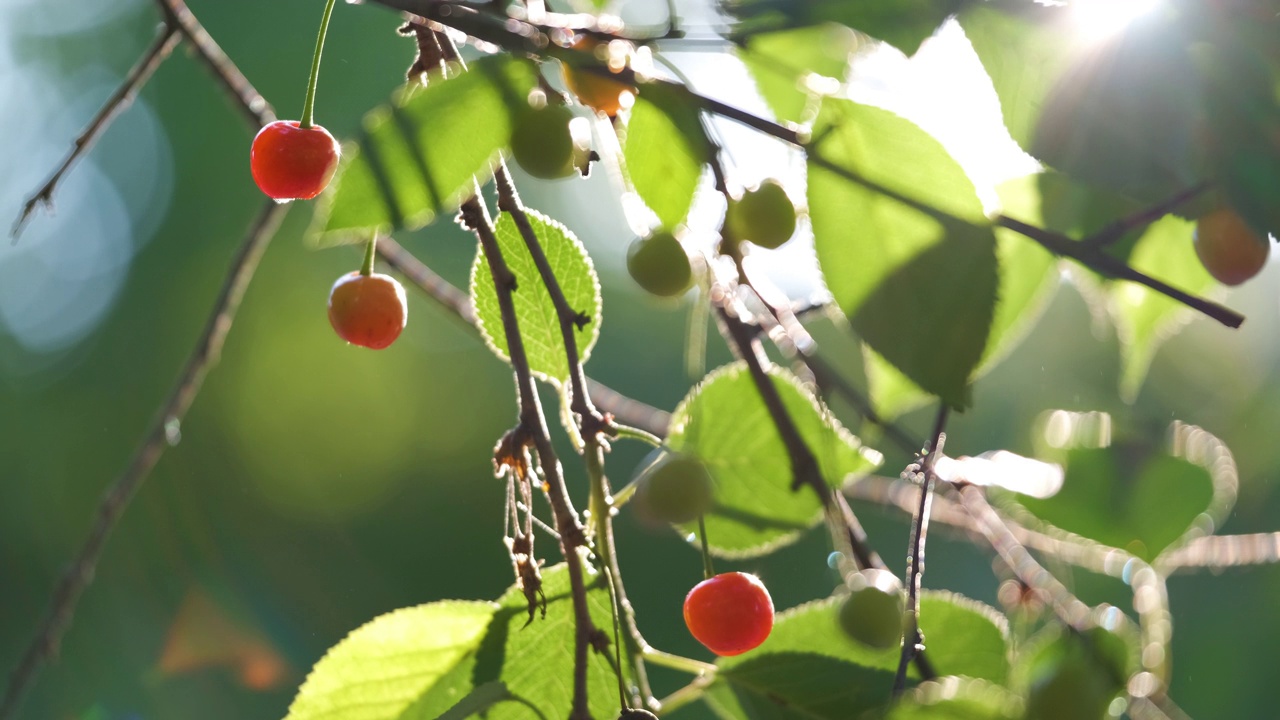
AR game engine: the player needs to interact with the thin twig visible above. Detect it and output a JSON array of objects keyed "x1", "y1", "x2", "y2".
[
  {"x1": 493, "y1": 168, "x2": 607, "y2": 437},
  {"x1": 995, "y1": 215, "x2": 1243, "y2": 329},
  {"x1": 1084, "y1": 183, "x2": 1210, "y2": 249},
  {"x1": 0, "y1": 200, "x2": 287, "y2": 720},
  {"x1": 954, "y1": 485, "x2": 1092, "y2": 629},
  {"x1": 463, "y1": 191, "x2": 597, "y2": 720},
  {"x1": 893, "y1": 405, "x2": 948, "y2": 695},
  {"x1": 11, "y1": 23, "x2": 182, "y2": 239},
  {"x1": 154, "y1": 0, "x2": 276, "y2": 127}
]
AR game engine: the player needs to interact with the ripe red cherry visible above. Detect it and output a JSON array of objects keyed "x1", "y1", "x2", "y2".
[
  {"x1": 683, "y1": 572, "x2": 774, "y2": 656},
  {"x1": 250, "y1": 120, "x2": 341, "y2": 201},
  {"x1": 327, "y1": 271, "x2": 408, "y2": 349}
]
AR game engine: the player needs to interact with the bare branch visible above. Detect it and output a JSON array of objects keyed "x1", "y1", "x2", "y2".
[
  {"x1": 155, "y1": 0, "x2": 276, "y2": 127},
  {"x1": 0, "y1": 200, "x2": 287, "y2": 720},
  {"x1": 11, "y1": 23, "x2": 181, "y2": 239},
  {"x1": 1084, "y1": 183, "x2": 1210, "y2": 249},
  {"x1": 995, "y1": 215, "x2": 1243, "y2": 329},
  {"x1": 893, "y1": 405, "x2": 949, "y2": 695}
]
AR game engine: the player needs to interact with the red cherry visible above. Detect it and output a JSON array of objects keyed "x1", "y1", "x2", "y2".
[
  {"x1": 250, "y1": 120, "x2": 341, "y2": 200},
  {"x1": 327, "y1": 271, "x2": 408, "y2": 350},
  {"x1": 683, "y1": 572, "x2": 774, "y2": 656}
]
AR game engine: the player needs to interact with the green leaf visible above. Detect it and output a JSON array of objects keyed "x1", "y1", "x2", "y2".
[
  {"x1": 1031, "y1": 17, "x2": 1202, "y2": 203},
  {"x1": 665, "y1": 363, "x2": 880, "y2": 557},
  {"x1": 284, "y1": 601, "x2": 497, "y2": 720},
  {"x1": 714, "y1": 593, "x2": 1007, "y2": 686},
  {"x1": 917, "y1": 591, "x2": 1010, "y2": 685},
  {"x1": 470, "y1": 209, "x2": 603, "y2": 386},
  {"x1": 984, "y1": 176, "x2": 1060, "y2": 370},
  {"x1": 958, "y1": 3, "x2": 1074, "y2": 151},
  {"x1": 471, "y1": 561, "x2": 625, "y2": 720},
  {"x1": 311, "y1": 56, "x2": 539, "y2": 245},
  {"x1": 705, "y1": 652, "x2": 896, "y2": 719},
  {"x1": 1109, "y1": 215, "x2": 1215, "y2": 400},
  {"x1": 1015, "y1": 436, "x2": 1216, "y2": 561},
  {"x1": 736, "y1": 24, "x2": 858, "y2": 123},
  {"x1": 621, "y1": 83, "x2": 711, "y2": 228},
  {"x1": 727, "y1": 0, "x2": 962, "y2": 55},
  {"x1": 808, "y1": 99, "x2": 998, "y2": 409},
  {"x1": 888, "y1": 678, "x2": 1023, "y2": 720}
]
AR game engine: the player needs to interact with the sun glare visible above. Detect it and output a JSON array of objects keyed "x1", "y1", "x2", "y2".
[{"x1": 1071, "y1": 0, "x2": 1161, "y2": 36}]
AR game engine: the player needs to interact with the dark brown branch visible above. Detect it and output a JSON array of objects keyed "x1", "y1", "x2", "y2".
[
  {"x1": 493, "y1": 168, "x2": 608, "y2": 437},
  {"x1": 1084, "y1": 183, "x2": 1210, "y2": 249},
  {"x1": 893, "y1": 406, "x2": 948, "y2": 695},
  {"x1": 11, "y1": 23, "x2": 182, "y2": 239},
  {"x1": 463, "y1": 190, "x2": 597, "y2": 720},
  {"x1": 0, "y1": 200, "x2": 287, "y2": 720},
  {"x1": 154, "y1": 0, "x2": 276, "y2": 127},
  {"x1": 995, "y1": 215, "x2": 1243, "y2": 329}
]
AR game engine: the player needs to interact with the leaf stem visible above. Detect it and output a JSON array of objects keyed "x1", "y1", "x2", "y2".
[{"x1": 301, "y1": 0, "x2": 340, "y2": 129}]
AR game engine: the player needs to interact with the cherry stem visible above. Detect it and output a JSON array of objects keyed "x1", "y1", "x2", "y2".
[
  {"x1": 360, "y1": 235, "x2": 377, "y2": 276},
  {"x1": 697, "y1": 515, "x2": 714, "y2": 580},
  {"x1": 301, "y1": 0, "x2": 340, "y2": 129}
]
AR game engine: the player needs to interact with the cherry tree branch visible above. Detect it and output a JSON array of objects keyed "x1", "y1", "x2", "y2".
[
  {"x1": 0, "y1": 200, "x2": 287, "y2": 720},
  {"x1": 462, "y1": 190, "x2": 598, "y2": 720},
  {"x1": 2, "y1": 3, "x2": 282, "y2": 713},
  {"x1": 893, "y1": 406, "x2": 948, "y2": 696},
  {"x1": 11, "y1": 23, "x2": 182, "y2": 239},
  {"x1": 153, "y1": 0, "x2": 276, "y2": 128}
]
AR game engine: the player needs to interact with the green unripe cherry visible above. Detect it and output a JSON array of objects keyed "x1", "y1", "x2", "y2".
[
  {"x1": 626, "y1": 231, "x2": 692, "y2": 297},
  {"x1": 838, "y1": 569, "x2": 905, "y2": 650},
  {"x1": 725, "y1": 179, "x2": 798, "y2": 249},
  {"x1": 511, "y1": 104, "x2": 576, "y2": 180},
  {"x1": 635, "y1": 453, "x2": 714, "y2": 525}
]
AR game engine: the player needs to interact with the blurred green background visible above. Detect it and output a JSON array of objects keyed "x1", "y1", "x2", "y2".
[{"x1": 3, "y1": 1, "x2": 1280, "y2": 718}]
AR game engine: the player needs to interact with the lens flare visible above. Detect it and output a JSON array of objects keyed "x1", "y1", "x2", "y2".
[{"x1": 1071, "y1": 0, "x2": 1160, "y2": 36}]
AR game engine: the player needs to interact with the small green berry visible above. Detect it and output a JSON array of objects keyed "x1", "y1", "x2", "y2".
[
  {"x1": 837, "y1": 569, "x2": 905, "y2": 650},
  {"x1": 725, "y1": 179, "x2": 797, "y2": 249},
  {"x1": 511, "y1": 104, "x2": 576, "y2": 180},
  {"x1": 626, "y1": 231, "x2": 692, "y2": 297},
  {"x1": 635, "y1": 453, "x2": 714, "y2": 525}
]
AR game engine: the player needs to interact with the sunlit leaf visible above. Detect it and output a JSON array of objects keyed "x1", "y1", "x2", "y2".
[
  {"x1": 311, "y1": 56, "x2": 539, "y2": 245},
  {"x1": 715, "y1": 592, "x2": 1008, "y2": 682},
  {"x1": 284, "y1": 601, "x2": 496, "y2": 720},
  {"x1": 471, "y1": 209, "x2": 602, "y2": 386},
  {"x1": 1109, "y1": 215, "x2": 1216, "y2": 399},
  {"x1": 888, "y1": 677, "x2": 1023, "y2": 719},
  {"x1": 958, "y1": 2, "x2": 1074, "y2": 152},
  {"x1": 808, "y1": 99, "x2": 998, "y2": 409},
  {"x1": 705, "y1": 652, "x2": 896, "y2": 719},
  {"x1": 736, "y1": 24, "x2": 858, "y2": 123},
  {"x1": 1031, "y1": 17, "x2": 1202, "y2": 204},
  {"x1": 472, "y1": 561, "x2": 624, "y2": 720},
  {"x1": 622, "y1": 83, "x2": 711, "y2": 228},
  {"x1": 665, "y1": 363, "x2": 881, "y2": 557},
  {"x1": 1015, "y1": 428, "x2": 1220, "y2": 561}
]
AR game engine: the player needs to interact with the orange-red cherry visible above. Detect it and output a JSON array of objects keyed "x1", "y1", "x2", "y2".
[
  {"x1": 327, "y1": 271, "x2": 408, "y2": 350},
  {"x1": 683, "y1": 572, "x2": 774, "y2": 656},
  {"x1": 251, "y1": 120, "x2": 341, "y2": 201}
]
